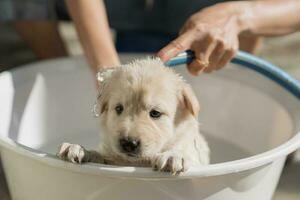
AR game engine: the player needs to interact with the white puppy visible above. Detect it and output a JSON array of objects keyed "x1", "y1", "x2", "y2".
[{"x1": 58, "y1": 58, "x2": 209, "y2": 175}]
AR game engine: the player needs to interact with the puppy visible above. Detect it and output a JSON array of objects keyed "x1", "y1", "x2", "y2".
[{"x1": 57, "y1": 58, "x2": 210, "y2": 174}]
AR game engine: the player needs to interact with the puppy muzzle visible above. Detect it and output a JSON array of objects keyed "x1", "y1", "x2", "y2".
[{"x1": 119, "y1": 137, "x2": 141, "y2": 156}]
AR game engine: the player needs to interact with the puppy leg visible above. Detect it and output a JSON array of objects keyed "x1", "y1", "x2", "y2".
[
  {"x1": 153, "y1": 121, "x2": 209, "y2": 175},
  {"x1": 153, "y1": 150, "x2": 189, "y2": 175},
  {"x1": 57, "y1": 143, "x2": 105, "y2": 164}
]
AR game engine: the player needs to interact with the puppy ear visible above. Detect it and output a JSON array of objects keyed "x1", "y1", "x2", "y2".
[
  {"x1": 100, "y1": 101, "x2": 108, "y2": 114},
  {"x1": 180, "y1": 83, "x2": 200, "y2": 117}
]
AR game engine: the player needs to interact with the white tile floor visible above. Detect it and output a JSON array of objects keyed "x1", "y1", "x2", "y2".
[{"x1": 0, "y1": 23, "x2": 300, "y2": 200}]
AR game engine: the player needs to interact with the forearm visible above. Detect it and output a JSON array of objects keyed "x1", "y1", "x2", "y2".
[
  {"x1": 238, "y1": 0, "x2": 300, "y2": 36},
  {"x1": 65, "y1": 0, "x2": 120, "y2": 73}
]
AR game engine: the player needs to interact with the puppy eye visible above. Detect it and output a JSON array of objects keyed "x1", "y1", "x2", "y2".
[
  {"x1": 149, "y1": 109, "x2": 162, "y2": 119},
  {"x1": 115, "y1": 104, "x2": 124, "y2": 115}
]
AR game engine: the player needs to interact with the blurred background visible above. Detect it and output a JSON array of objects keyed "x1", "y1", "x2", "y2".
[{"x1": 1, "y1": 0, "x2": 300, "y2": 198}]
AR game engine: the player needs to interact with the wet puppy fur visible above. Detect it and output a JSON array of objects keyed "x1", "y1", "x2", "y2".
[{"x1": 58, "y1": 58, "x2": 209, "y2": 175}]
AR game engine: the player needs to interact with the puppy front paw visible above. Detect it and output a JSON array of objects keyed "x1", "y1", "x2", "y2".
[
  {"x1": 57, "y1": 143, "x2": 87, "y2": 164},
  {"x1": 152, "y1": 151, "x2": 189, "y2": 175}
]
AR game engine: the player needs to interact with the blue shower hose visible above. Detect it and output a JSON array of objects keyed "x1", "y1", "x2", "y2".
[{"x1": 165, "y1": 50, "x2": 300, "y2": 100}]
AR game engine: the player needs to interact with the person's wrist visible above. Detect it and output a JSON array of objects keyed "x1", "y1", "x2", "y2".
[
  {"x1": 94, "y1": 61, "x2": 120, "y2": 89},
  {"x1": 208, "y1": 1, "x2": 253, "y2": 34},
  {"x1": 94, "y1": 57, "x2": 121, "y2": 72},
  {"x1": 233, "y1": 1, "x2": 256, "y2": 34}
]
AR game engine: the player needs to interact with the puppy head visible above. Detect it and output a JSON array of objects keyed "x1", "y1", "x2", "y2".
[{"x1": 98, "y1": 58, "x2": 199, "y2": 162}]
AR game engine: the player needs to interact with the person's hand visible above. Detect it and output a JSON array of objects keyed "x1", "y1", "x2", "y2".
[{"x1": 158, "y1": 2, "x2": 246, "y2": 75}]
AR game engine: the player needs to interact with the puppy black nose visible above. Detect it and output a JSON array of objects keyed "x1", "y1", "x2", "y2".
[{"x1": 119, "y1": 137, "x2": 140, "y2": 155}]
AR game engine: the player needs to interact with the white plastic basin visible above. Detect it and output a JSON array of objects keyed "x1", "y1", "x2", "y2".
[{"x1": 0, "y1": 52, "x2": 299, "y2": 200}]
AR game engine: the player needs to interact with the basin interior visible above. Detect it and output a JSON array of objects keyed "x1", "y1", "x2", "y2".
[{"x1": 0, "y1": 57, "x2": 296, "y2": 165}]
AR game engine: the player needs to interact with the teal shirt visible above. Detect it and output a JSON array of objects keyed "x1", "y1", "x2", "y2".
[
  {"x1": 1, "y1": 0, "x2": 231, "y2": 34},
  {"x1": 104, "y1": 0, "x2": 231, "y2": 34}
]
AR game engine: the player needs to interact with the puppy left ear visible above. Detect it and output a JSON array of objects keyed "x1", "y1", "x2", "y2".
[
  {"x1": 181, "y1": 83, "x2": 200, "y2": 117},
  {"x1": 100, "y1": 101, "x2": 108, "y2": 114}
]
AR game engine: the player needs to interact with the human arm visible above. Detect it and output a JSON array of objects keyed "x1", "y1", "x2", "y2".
[
  {"x1": 65, "y1": 0, "x2": 120, "y2": 75},
  {"x1": 158, "y1": 0, "x2": 300, "y2": 75}
]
